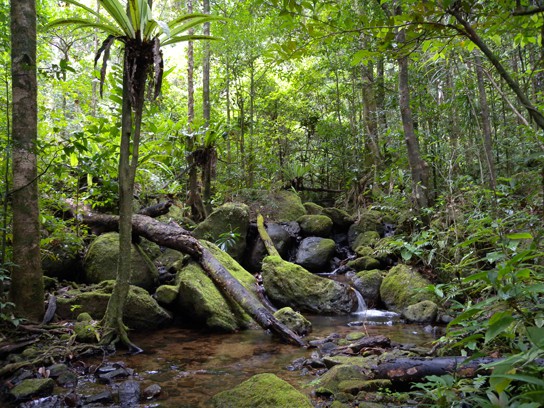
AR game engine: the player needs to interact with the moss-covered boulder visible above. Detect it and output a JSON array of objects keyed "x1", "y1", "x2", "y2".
[
  {"x1": 380, "y1": 264, "x2": 434, "y2": 313},
  {"x1": 74, "y1": 312, "x2": 99, "y2": 343},
  {"x1": 348, "y1": 209, "x2": 396, "y2": 248},
  {"x1": 192, "y1": 202, "x2": 250, "y2": 260},
  {"x1": 9, "y1": 378, "x2": 55, "y2": 401},
  {"x1": 83, "y1": 232, "x2": 158, "y2": 290},
  {"x1": 322, "y1": 207, "x2": 355, "y2": 229},
  {"x1": 350, "y1": 269, "x2": 383, "y2": 308},
  {"x1": 346, "y1": 256, "x2": 381, "y2": 271},
  {"x1": 211, "y1": 373, "x2": 312, "y2": 408},
  {"x1": 311, "y1": 364, "x2": 368, "y2": 395},
  {"x1": 351, "y1": 231, "x2": 380, "y2": 251},
  {"x1": 273, "y1": 307, "x2": 312, "y2": 336},
  {"x1": 56, "y1": 281, "x2": 172, "y2": 330},
  {"x1": 261, "y1": 255, "x2": 355, "y2": 314},
  {"x1": 166, "y1": 241, "x2": 257, "y2": 331},
  {"x1": 235, "y1": 189, "x2": 307, "y2": 222},
  {"x1": 295, "y1": 237, "x2": 336, "y2": 272},
  {"x1": 403, "y1": 300, "x2": 439, "y2": 323},
  {"x1": 303, "y1": 201, "x2": 323, "y2": 215},
  {"x1": 297, "y1": 215, "x2": 333, "y2": 237}
]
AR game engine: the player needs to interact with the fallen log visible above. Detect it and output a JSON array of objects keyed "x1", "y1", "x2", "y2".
[
  {"x1": 73, "y1": 206, "x2": 308, "y2": 347},
  {"x1": 373, "y1": 357, "x2": 544, "y2": 382}
]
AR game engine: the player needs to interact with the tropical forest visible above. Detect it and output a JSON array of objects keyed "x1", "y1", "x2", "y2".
[{"x1": 2, "y1": 0, "x2": 544, "y2": 407}]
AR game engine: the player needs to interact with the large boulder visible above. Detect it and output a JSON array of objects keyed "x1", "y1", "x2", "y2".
[
  {"x1": 321, "y1": 207, "x2": 355, "y2": 230},
  {"x1": 380, "y1": 264, "x2": 434, "y2": 313},
  {"x1": 159, "y1": 241, "x2": 257, "y2": 332},
  {"x1": 297, "y1": 215, "x2": 333, "y2": 237},
  {"x1": 211, "y1": 373, "x2": 312, "y2": 408},
  {"x1": 303, "y1": 202, "x2": 324, "y2": 215},
  {"x1": 192, "y1": 202, "x2": 250, "y2": 260},
  {"x1": 246, "y1": 223, "x2": 294, "y2": 272},
  {"x1": 348, "y1": 209, "x2": 396, "y2": 248},
  {"x1": 83, "y1": 232, "x2": 158, "y2": 290},
  {"x1": 403, "y1": 300, "x2": 439, "y2": 324},
  {"x1": 55, "y1": 281, "x2": 172, "y2": 330},
  {"x1": 261, "y1": 255, "x2": 355, "y2": 314},
  {"x1": 234, "y1": 189, "x2": 307, "y2": 222},
  {"x1": 295, "y1": 237, "x2": 336, "y2": 272}
]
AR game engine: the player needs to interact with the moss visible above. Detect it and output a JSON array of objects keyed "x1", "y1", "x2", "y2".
[
  {"x1": 211, "y1": 373, "x2": 312, "y2": 408},
  {"x1": 295, "y1": 237, "x2": 336, "y2": 272},
  {"x1": 352, "y1": 269, "x2": 383, "y2": 308},
  {"x1": 297, "y1": 214, "x2": 333, "y2": 237},
  {"x1": 380, "y1": 264, "x2": 434, "y2": 313},
  {"x1": 403, "y1": 300, "x2": 439, "y2": 323},
  {"x1": 9, "y1": 378, "x2": 55, "y2": 401},
  {"x1": 354, "y1": 246, "x2": 374, "y2": 257},
  {"x1": 352, "y1": 230, "x2": 380, "y2": 250},
  {"x1": 76, "y1": 312, "x2": 93, "y2": 322},
  {"x1": 154, "y1": 284, "x2": 179, "y2": 306},
  {"x1": 262, "y1": 255, "x2": 354, "y2": 314},
  {"x1": 236, "y1": 189, "x2": 307, "y2": 222},
  {"x1": 303, "y1": 202, "x2": 323, "y2": 215},
  {"x1": 74, "y1": 317, "x2": 99, "y2": 343},
  {"x1": 322, "y1": 207, "x2": 354, "y2": 229},
  {"x1": 345, "y1": 331, "x2": 365, "y2": 341},
  {"x1": 311, "y1": 364, "x2": 368, "y2": 394},
  {"x1": 193, "y1": 202, "x2": 250, "y2": 260},
  {"x1": 55, "y1": 281, "x2": 172, "y2": 330},
  {"x1": 346, "y1": 256, "x2": 381, "y2": 271},
  {"x1": 83, "y1": 232, "x2": 158, "y2": 290},
  {"x1": 273, "y1": 307, "x2": 312, "y2": 336}
]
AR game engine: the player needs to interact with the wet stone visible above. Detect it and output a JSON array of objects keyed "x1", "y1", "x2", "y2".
[
  {"x1": 143, "y1": 383, "x2": 161, "y2": 400},
  {"x1": 17, "y1": 395, "x2": 63, "y2": 408},
  {"x1": 118, "y1": 380, "x2": 141, "y2": 407},
  {"x1": 83, "y1": 390, "x2": 114, "y2": 405}
]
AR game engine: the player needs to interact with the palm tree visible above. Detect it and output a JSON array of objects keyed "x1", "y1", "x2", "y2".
[{"x1": 48, "y1": 0, "x2": 221, "y2": 350}]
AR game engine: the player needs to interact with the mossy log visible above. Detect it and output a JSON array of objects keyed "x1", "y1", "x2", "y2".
[
  {"x1": 256, "y1": 214, "x2": 280, "y2": 257},
  {"x1": 73, "y1": 206, "x2": 308, "y2": 347}
]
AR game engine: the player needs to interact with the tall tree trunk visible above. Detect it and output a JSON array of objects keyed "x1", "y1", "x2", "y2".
[
  {"x1": 361, "y1": 60, "x2": 382, "y2": 167},
  {"x1": 247, "y1": 61, "x2": 255, "y2": 188},
  {"x1": 186, "y1": 0, "x2": 204, "y2": 221},
  {"x1": 10, "y1": 0, "x2": 44, "y2": 322},
  {"x1": 473, "y1": 52, "x2": 496, "y2": 189},
  {"x1": 101, "y1": 42, "x2": 147, "y2": 351},
  {"x1": 202, "y1": 0, "x2": 212, "y2": 216},
  {"x1": 397, "y1": 29, "x2": 431, "y2": 214}
]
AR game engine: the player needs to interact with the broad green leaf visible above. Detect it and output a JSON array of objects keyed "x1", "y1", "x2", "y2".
[
  {"x1": 526, "y1": 327, "x2": 544, "y2": 348},
  {"x1": 46, "y1": 18, "x2": 124, "y2": 37},
  {"x1": 485, "y1": 312, "x2": 514, "y2": 343},
  {"x1": 506, "y1": 232, "x2": 533, "y2": 240},
  {"x1": 99, "y1": 0, "x2": 135, "y2": 37},
  {"x1": 70, "y1": 153, "x2": 79, "y2": 167}
]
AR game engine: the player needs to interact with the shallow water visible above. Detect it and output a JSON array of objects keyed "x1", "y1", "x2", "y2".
[{"x1": 78, "y1": 313, "x2": 438, "y2": 407}]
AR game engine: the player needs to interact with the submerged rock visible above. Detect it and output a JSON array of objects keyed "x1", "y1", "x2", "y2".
[
  {"x1": 83, "y1": 232, "x2": 158, "y2": 290},
  {"x1": 380, "y1": 264, "x2": 434, "y2": 313},
  {"x1": 211, "y1": 373, "x2": 313, "y2": 408},
  {"x1": 261, "y1": 255, "x2": 355, "y2": 314},
  {"x1": 193, "y1": 202, "x2": 250, "y2": 260},
  {"x1": 295, "y1": 237, "x2": 336, "y2": 272}
]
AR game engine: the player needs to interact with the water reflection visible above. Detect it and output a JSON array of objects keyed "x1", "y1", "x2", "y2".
[{"x1": 80, "y1": 315, "x2": 437, "y2": 407}]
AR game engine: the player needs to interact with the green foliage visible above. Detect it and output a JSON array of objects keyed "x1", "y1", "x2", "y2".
[{"x1": 215, "y1": 229, "x2": 240, "y2": 252}]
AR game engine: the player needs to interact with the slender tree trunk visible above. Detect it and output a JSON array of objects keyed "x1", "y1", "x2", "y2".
[
  {"x1": 376, "y1": 57, "x2": 387, "y2": 136},
  {"x1": 202, "y1": 0, "x2": 212, "y2": 216},
  {"x1": 473, "y1": 52, "x2": 496, "y2": 189},
  {"x1": 397, "y1": 29, "x2": 431, "y2": 213},
  {"x1": 10, "y1": 0, "x2": 44, "y2": 322},
  {"x1": 361, "y1": 60, "x2": 382, "y2": 167},
  {"x1": 449, "y1": 8, "x2": 544, "y2": 131},
  {"x1": 247, "y1": 61, "x2": 255, "y2": 188}
]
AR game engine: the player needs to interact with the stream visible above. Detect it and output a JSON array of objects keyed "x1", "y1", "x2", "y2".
[{"x1": 76, "y1": 311, "x2": 438, "y2": 407}]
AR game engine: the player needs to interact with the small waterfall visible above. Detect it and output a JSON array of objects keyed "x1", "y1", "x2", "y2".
[{"x1": 352, "y1": 288, "x2": 367, "y2": 314}]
